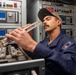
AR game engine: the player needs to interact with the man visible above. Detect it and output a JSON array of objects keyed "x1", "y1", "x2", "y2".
[{"x1": 6, "y1": 8, "x2": 76, "y2": 75}]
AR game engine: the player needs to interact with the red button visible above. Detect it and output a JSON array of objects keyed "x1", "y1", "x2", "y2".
[
  {"x1": 14, "y1": 3, "x2": 17, "y2": 8},
  {"x1": 69, "y1": 10, "x2": 72, "y2": 13}
]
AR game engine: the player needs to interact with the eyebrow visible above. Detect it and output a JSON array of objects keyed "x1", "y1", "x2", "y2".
[{"x1": 44, "y1": 16, "x2": 51, "y2": 20}]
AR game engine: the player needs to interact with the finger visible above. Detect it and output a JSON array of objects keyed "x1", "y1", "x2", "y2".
[
  {"x1": 9, "y1": 29, "x2": 20, "y2": 37},
  {"x1": 17, "y1": 27, "x2": 23, "y2": 31},
  {"x1": 22, "y1": 24, "x2": 31, "y2": 28},
  {"x1": 11, "y1": 27, "x2": 22, "y2": 34},
  {"x1": 22, "y1": 25, "x2": 28, "y2": 29},
  {"x1": 22, "y1": 24, "x2": 31, "y2": 29},
  {"x1": 5, "y1": 34, "x2": 18, "y2": 41},
  {"x1": 5, "y1": 34, "x2": 13, "y2": 39}
]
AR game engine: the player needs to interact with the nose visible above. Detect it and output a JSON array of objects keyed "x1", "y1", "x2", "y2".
[
  {"x1": 43, "y1": 20, "x2": 46, "y2": 23},
  {"x1": 43, "y1": 20, "x2": 47, "y2": 25}
]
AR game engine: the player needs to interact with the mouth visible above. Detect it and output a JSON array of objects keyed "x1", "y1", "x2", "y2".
[{"x1": 44, "y1": 25, "x2": 49, "y2": 29}]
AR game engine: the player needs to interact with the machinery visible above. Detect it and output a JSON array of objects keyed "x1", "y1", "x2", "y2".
[
  {"x1": 0, "y1": 18, "x2": 44, "y2": 75},
  {"x1": 0, "y1": 0, "x2": 27, "y2": 62},
  {"x1": 0, "y1": 0, "x2": 45, "y2": 75},
  {"x1": 27, "y1": 0, "x2": 76, "y2": 42},
  {"x1": 0, "y1": 21, "x2": 42, "y2": 63},
  {"x1": 0, "y1": 0, "x2": 26, "y2": 39},
  {"x1": 0, "y1": 20, "x2": 44, "y2": 75},
  {"x1": 0, "y1": 59, "x2": 45, "y2": 75},
  {"x1": 0, "y1": 20, "x2": 42, "y2": 63}
]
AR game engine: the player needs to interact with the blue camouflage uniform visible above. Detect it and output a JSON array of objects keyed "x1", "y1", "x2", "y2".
[{"x1": 26, "y1": 33, "x2": 76, "y2": 75}]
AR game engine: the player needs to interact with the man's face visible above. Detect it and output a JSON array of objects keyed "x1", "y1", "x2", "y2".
[{"x1": 43, "y1": 16, "x2": 61, "y2": 32}]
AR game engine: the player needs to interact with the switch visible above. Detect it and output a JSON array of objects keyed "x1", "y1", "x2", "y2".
[
  {"x1": 8, "y1": 12, "x2": 13, "y2": 17},
  {"x1": 14, "y1": 3, "x2": 17, "y2": 8},
  {"x1": 3, "y1": 2, "x2": 5, "y2": 7}
]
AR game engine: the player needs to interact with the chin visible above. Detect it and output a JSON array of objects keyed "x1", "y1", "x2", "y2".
[
  {"x1": 44, "y1": 28, "x2": 51, "y2": 32},
  {"x1": 45, "y1": 29, "x2": 52, "y2": 33},
  {"x1": 45, "y1": 30, "x2": 49, "y2": 32}
]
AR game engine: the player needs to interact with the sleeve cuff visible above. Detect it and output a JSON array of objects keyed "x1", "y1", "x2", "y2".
[{"x1": 33, "y1": 43, "x2": 51, "y2": 58}]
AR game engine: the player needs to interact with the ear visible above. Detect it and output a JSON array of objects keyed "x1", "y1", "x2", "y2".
[{"x1": 57, "y1": 20, "x2": 62, "y2": 26}]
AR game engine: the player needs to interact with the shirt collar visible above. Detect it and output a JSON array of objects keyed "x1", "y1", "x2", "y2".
[{"x1": 48, "y1": 33, "x2": 63, "y2": 47}]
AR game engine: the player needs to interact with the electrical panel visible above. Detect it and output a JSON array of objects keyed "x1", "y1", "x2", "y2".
[
  {"x1": 42, "y1": 2, "x2": 75, "y2": 38},
  {"x1": 0, "y1": 0, "x2": 26, "y2": 38},
  {"x1": 27, "y1": 0, "x2": 76, "y2": 42}
]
